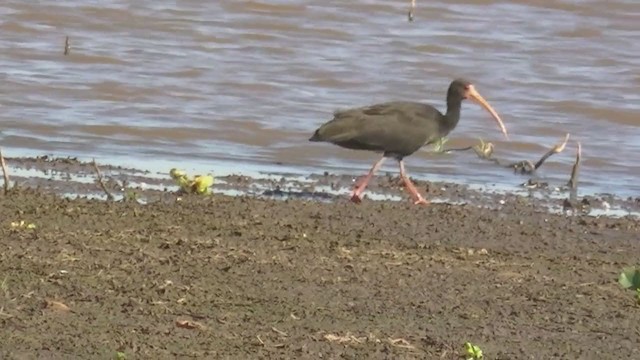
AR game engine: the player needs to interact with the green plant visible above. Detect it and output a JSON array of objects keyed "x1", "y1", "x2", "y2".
[
  {"x1": 1, "y1": 276, "x2": 8, "y2": 297},
  {"x1": 472, "y1": 138, "x2": 494, "y2": 159},
  {"x1": 122, "y1": 188, "x2": 139, "y2": 202},
  {"x1": 464, "y1": 342, "x2": 483, "y2": 359},
  {"x1": 169, "y1": 168, "x2": 214, "y2": 195},
  {"x1": 431, "y1": 136, "x2": 448, "y2": 153},
  {"x1": 618, "y1": 267, "x2": 640, "y2": 305},
  {"x1": 113, "y1": 352, "x2": 126, "y2": 360},
  {"x1": 10, "y1": 220, "x2": 36, "y2": 230}
]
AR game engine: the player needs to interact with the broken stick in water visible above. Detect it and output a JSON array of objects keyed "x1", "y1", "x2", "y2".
[
  {"x1": 64, "y1": 36, "x2": 70, "y2": 55},
  {"x1": 408, "y1": 0, "x2": 416, "y2": 21},
  {"x1": 0, "y1": 148, "x2": 10, "y2": 195},
  {"x1": 508, "y1": 133, "x2": 571, "y2": 174},
  {"x1": 533, "y1": 133, "x2": 570, "y2": 170},
  {"x1": 92, "y1": 159, "x2": 115, "y2": 201},
  {"x1": 564, "y1": 142, "x2": 583, "y2": 211},
  {"x1": 568, "y1": 142, "x2": 581, "y2": 191},
  {"x1": 443, "y1": 133, "x2": 571, "y2": 175}
]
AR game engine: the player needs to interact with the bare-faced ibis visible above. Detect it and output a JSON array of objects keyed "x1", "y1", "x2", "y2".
[{"x1": 309, "y1": 79, "x2": 509, "y2": 205}]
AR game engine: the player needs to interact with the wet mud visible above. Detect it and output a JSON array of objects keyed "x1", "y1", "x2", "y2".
[{"x1": 0, "y1": 156, "x2": 639, "y2": 359}]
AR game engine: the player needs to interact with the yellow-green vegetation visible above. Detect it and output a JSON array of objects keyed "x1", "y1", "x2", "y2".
[
  {"x1": 431, "y1": 137, "x2": 494, "y2": 160},
  {"x1": 1, "y1": 276, "x2": 8, "y2": 296},
  {"x1": 431, "y1": 136, "x2": 449, "y2": 152},
  {"x1": 169, "y1": 168, "x2": 214, "y2": 195},
  {"x1": 618, "y1": 266, "x2": 640, "y2": 305},
  {"x1": 113, "y1": 351, "x2": 126, "y2": 360},
  {"x1": 10, "y1": 220, "x2": 36, "y2": 229},
  {"x1": 472, "y1": 138, "x2": 494, "y2": 159},
  {"x1": 123, "y1": 188, "x2": 139, "y2": 202},
  {"x1": 464, "y1": 342, "x2": 483, "y2": 360}
]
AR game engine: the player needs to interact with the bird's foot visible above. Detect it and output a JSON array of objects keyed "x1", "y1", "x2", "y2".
[
  {"x1": 352, "y1": 175, "x2": 368, "y2": 190},
  {"x1": 401, "y1": 180, "x2": 430, "y2": 205},
  {"x1": 413, "y1": 197, "x2": 430, "y2": 205},
  {"x1": 350, "y1": 193, "x2": 363, "y2": 204}
]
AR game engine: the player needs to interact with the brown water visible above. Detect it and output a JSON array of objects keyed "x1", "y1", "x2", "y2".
[{"x1": 1, "y1": 0, "x2": 639, "y2": 196}]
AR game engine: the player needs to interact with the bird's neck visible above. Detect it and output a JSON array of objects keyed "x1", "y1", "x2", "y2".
[{"x1": 442, "y1": 98, "x2": 462, "y2": 132}]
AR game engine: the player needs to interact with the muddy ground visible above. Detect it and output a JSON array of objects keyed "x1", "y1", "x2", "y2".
[{"x1": 0, "y1": 156, "x2": 639, "y2": 359}]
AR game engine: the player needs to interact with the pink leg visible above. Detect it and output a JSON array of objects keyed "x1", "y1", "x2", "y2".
[
  {"x1": 399, "y1": 160, "x2": 429, "y2": 205},
  {"x1": 350, "y1": 157, "x2": 386, "y2": 203}
]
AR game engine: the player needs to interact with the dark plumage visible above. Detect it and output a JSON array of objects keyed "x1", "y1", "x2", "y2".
[{"x1": 310, "y1": 78, "x2": 508, "y2": 204}]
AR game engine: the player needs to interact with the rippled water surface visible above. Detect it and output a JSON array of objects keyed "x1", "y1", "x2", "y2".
[{"x1": 1, "y1": 0, "x2": 639, "y2": 196}]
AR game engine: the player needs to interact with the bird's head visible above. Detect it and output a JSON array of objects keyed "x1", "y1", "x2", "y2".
[{"x1": 449, "y1": 78, "x2": 509, "y2": 140}]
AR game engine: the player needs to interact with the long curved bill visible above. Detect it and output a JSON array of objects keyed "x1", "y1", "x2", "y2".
[{"x1": 467, "y1": 85, "x2": 509, "y2": 140}]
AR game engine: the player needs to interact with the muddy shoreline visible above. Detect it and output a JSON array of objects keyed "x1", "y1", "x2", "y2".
[
  {"x1": 4, "y1": 155, "x2": 640, "y2": 218},
  {"x1": 0, "y1": 155, "x2": 639, "y2": 359}
]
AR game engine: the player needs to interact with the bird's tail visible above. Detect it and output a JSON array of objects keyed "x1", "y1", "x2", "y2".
[{"x1": 309, "y1": 129, "x2": 323, "y2": 142}]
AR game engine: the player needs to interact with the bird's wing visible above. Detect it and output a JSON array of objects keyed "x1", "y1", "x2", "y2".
[{"x1": 320, "y1": 102, "x2": 441, "y2": 154}]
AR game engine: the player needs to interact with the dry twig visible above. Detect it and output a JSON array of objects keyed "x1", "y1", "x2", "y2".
[
  {"x1": 92, "y1": 159, "x2": 115, "y2": 201},
  {"x1": 64, "y1": 36, "x2": 70, "y2": 55},
  {"x1": 568, "y1": 142, "x2": 582, "y2": 192},
  {"x1": 175, "y1": 318, "x2": 206, "y2": 330},
  {"x1": 324, "y1": 333, "x2": 365, "y2": 344},
  {"x1": 388, "y1": 337, "x2": 416, "y2": 350},
  {"x1": 533, "y1": 133, "x2": 570, "y2": 170},
  {"x1": 0, "y1": 148, "x2": 10, "y2": 195},
  {"x1": 272, "y1": 327, "x2": 288, "y2": 337},
  {"x1": 0, "y1": 308, "x2": 13, "y2": 319},
  {"x1": 444, "y1": 133, "x2": 571, "y2": 175},
  {"x1": 44, "y1": 299, "x2": 71, "y2": 312},
  {"x1": 508, "y1": 133, "x2": 570, "y2": 174},
  {"x1": 408, "y1": 0, "x2": 416, "y2": 21}
]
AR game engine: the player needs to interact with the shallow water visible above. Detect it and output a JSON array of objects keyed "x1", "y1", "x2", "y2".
[{"x1": 1, "y1": 0, "x2": 639, "y2": 197}]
